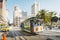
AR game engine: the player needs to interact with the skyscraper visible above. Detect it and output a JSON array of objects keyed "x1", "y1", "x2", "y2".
[
  {"x1": 21, "y1": 11, "x2": 27, "y2": 21},
  {"x1": 13, "y1": 6, "x2": 22, "y2": 27},
  {"x1": 0, "y1": 0, "x2": 3, "y2": 16},
  {"x1": 31, "y1": 1, "x2": 39, "y2": 17},
  {"x1": 0, "y1": 0, "x2": 8, "y2": 25}
]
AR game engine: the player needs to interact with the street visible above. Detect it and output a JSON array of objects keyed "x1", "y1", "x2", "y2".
[
  {"x1": 0, "y1": 26, "x2": 60, "y2": 40},
  {"x1": 6, "y1": 30, "x2": 60, "y2": 40},
  {"x1": 7, "y1": 27, "x2": 60, "y2": 40},
  {"x1": 6, "y1": 30, "x2": 47, "y2": 40},
  {"x1": 7, "y1": 30, "x2": 26, "y2": 40}
]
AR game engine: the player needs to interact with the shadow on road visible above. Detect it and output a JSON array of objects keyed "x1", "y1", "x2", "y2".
[{"x1": 6, "y1": 30, "x2": 38, "y2": 38}]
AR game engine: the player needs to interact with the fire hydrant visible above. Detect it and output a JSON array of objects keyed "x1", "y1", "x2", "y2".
[{"x1": 3, "y1": 33, "x2": 7, "y2": 40}]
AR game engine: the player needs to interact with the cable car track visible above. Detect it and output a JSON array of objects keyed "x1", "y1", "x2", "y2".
[{"x1": 14, "y1": 31, "x2": 27, "y2": 40}]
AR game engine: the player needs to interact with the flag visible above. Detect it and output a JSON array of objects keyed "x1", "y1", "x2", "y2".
[{"x1": 0, "y1": 0, "x2": 3, "y2": 8}]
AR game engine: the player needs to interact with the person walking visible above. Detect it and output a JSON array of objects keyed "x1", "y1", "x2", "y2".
[{"x1": 3, "y1": 33, "x2": 7, "y2": 40}]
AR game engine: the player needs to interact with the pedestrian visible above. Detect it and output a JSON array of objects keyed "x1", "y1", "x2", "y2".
[{"x1": 3, "y1": 33, "x2": 7, "y2": 40}]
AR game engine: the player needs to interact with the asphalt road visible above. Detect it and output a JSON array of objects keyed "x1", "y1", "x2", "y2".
[
  {"x1": 0, "y1": 30, "x2": 59, "y2": 40},
  {"x1": 6, "y1": 30, "x2": 50, "y2": 40},
  {"x1": 7, "y1": 30, "x2": 26, "y2": 40},
  {"x1": 6, "y1": 30, "x2": 47, "y2": 40},
  {"x1": 1, "y1": 26, "x2": 60, "y2": 40},
  {"x1": 0, "y1": 26, "x2": 60, "y2": 40}
]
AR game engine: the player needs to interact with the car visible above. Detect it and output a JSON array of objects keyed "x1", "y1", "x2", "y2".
[{"x1": 1, "y1": 27, "x2": 10, "y2": 32}]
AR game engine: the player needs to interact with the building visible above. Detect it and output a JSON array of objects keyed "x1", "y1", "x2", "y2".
[
  {"x1": 21, "y1": 11, "x2": 27, "y2": 22},
  {"x1": 22, "y1": 11, "x2": 27, "y2": 18},
  {"x1": 31, "y1": 1, "x2": 39, "y2": 17},
  {"x1": 0, "y1": 0, "x2": 8, "y2": 26},
  {"x1": 13, "y1": 6, "x2": 22, "y2": 27}
]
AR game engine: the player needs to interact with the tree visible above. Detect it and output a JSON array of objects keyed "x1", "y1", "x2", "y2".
[
  {"x1": 36, "y1": 12, "x2": 41, "y2": 19},
  {"x1": 45, "y1": 12, "x2": 54, "y2": 24},
  {"x1": 51, "y1": 16, "x2": 58, "y2": 22},
  {"x1": 40, "y1": 10, "x2": 46, "y2": 19},
  {"x1": 36, "y1": 9, "x2": 47, "y2": 22},
  {"x1": 36, "y1": 9, "x2": 57, "y2": 25}
]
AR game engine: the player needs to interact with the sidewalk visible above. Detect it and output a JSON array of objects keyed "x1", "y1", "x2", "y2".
[
  {"x1": 38, "y1": 30, "x2": 60, "y2": 36},
  {"x1": 49, "y1": 30, "x2": 60, "y2": 32}
]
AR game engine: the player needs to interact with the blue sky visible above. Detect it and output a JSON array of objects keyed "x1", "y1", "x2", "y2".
[{"x1": 6, "y1": 0, "x2": 60, "y2": 23}]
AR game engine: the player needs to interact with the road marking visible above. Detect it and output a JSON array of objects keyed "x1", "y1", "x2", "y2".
[{"x1": 19, "y1": 36, "x2": 26, "y2": 40}]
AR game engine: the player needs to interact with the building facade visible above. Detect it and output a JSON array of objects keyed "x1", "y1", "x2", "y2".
[
  {"x1": 13, "y1": 6, "x2": 22, "y2": 27},
  {"x1": 0, "y1": 0, "x2": 8, "y2": 25},
  {"x1": 21, "y1": 11, "x2": 27, "y2": 22},
  {"x1": 31, "y1": 2, "x2": 39, "y2": 17}
]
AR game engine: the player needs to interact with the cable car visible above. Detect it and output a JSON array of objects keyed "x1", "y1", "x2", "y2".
[{"x1": 21, "y1": 17, "x2": 44, "y2": 34}]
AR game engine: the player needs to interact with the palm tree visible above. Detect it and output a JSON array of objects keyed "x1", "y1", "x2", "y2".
[
  {"x1": 48, "y1": 12, "x2": 54, "y2": 22},
  {"x1": 45, "y1": 12, "x2": 54, "y2": 25},
  {"x1": 36, "y1": 9, "x2": 57, "y2": 26},
  {"x1": 51, "y1": 16, "x2": 58, "y2": 22},
  {"x1": 40, "y1": 10, "x2": 46, "y2": 19},
  {"x1": 36, "y1": 9, "x2": 47, "y2": 22},
  {"x1": 36, "y1": 12, "x2": 41, "y2": 19}
]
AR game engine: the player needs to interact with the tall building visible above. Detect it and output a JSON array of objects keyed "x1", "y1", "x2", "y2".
[
  {"x1": 0, "y1": 0, "x2": 8, "y2": 25},
  {"x1": 21, "y1": 11, "x2": 27, "y2": 21},
  {"x1": 0, "y1": 0, "x2": 2, "y2": 16},
  {"x1": 13, "y1": 6, "x2": 22, "y2": 27},
  {"x1": 31, "y1": 1, "x2": 39, "y2": 17}
]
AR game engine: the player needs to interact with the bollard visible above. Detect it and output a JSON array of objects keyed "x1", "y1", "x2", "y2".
[{"x1": 3, "y1": 33, "x2": 7, "y2": 40}]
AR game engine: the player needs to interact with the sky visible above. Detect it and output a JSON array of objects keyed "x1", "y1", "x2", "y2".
[{"x1": 6, "y1": 0, "x2": 60, "y2": 23}]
